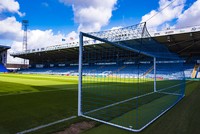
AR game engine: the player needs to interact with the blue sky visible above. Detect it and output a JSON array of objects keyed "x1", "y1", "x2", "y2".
[
  {"x1": 0, "y1": 0, "x2": 200, "y2": 63},
  {"x1": 13, "y1": 0, "x2": 196, "y2": 32},
  {"x1": 1, "y1": 0, "x2": 199, "y2": 37},
  {"x1": 7, "y1": 0, "x2": 186, "y2": 33},
  {"x1": 12, "y1": 0, "x2": 159, "y2": 33},
  {"x1": 16, "y1": 0, "x2": 76, "y2": 33}
]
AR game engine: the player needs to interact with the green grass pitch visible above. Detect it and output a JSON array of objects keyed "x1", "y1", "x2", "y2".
[
  {"x1": 0, "y1": 73, "x2": 199, "y2": 134},
  {"x1": 0, "y1": 73, "x2": 78, "y2": 133}
]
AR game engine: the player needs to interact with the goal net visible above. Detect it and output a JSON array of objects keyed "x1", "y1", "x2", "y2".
[{"x1": 78, "y1": 23, "x2": 185, "y2": 132}]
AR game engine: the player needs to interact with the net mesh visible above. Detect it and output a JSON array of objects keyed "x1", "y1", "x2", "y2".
[{"x1": 79, "y1": 23, "x2": 185, "y2": 131}]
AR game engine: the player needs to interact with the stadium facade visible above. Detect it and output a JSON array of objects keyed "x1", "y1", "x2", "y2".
[{"x1": 12, "y1": 25, "x2": 200, "y2": 63}]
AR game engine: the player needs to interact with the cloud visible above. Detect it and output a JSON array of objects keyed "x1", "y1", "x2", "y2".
[
  {"x1": 7, "y1": 29, "x2": 78, "y2": 63},
  {"x1": 0, "y1": 17, "x2": 23, "y2": 41},
  {"x1": 27, "y1": 30, "x2": 78, "y2": 50},
  {"x1": 110, "y1": 26, "x2": 122, "y2": 30},
  {"x1": 60, "y1": 0, "x2": 117, "y2": 32},
  {"x1": 176, "y1": 0, "x2": 200, "y2": 28},
  {"x1": 0, "y1": 15, "x2": 78, "y2": 64},
  {"x1": 7, "y1": 41, "x2": 24, "y2": 64},
  {"x1": 141, "y1": 0, "x2": 186, "y2": 30},
  {"x1": 1, "y1": 17, "x2": 78, "y2": 63},
  {"x1": 42, "y1": 2, "x2": 49, "y2": 7},
  {"x1": 7, "y1": 30, "x2": 78, "y2": 63},
  {"x1": 0, "y1": 0, "x2": 25, "y2": 17}
]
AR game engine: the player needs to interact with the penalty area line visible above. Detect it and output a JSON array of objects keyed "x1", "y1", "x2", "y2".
[{"x1": 16, "y1": 116, "x2": 77, "y2": 134}]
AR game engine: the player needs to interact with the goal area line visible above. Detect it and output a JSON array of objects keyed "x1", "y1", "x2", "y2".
[{"x1": 81, "y1": 95, "x2": 184, "y2": 132}]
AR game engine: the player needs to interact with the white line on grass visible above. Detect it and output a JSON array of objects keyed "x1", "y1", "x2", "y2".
[
  {"x1": 157, "y1": 91, "x2": 182, "y2": 96},
  {"x1": 16, "y1": 116, "x2": 77, "y2": 134},
  {"x1": 85, "y1": 91, "x2": 155, "y2": 114},
  {"x1": 156, "y1": 81, "x2": 192, "y2": 96},
  {"x1": 157, "y1": 81, "x2": 191, "y2": 93}
]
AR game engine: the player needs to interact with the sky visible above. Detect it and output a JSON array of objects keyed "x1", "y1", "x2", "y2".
[{"x1": 0, "y1": 0, "x2": 200, "y2": 63}]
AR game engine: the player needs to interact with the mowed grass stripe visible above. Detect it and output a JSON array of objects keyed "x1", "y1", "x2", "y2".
[
  {"x1": 0, "y1": 73, "x2": 79, "y2": 80},
  {"x1": 0, "y1": 74, "x2": 78, "y2": 95},
  {"x1": 0, "y1": 73, "x2": 198, "y2": 134},
  {"x1": 0, "y1": 74, "x2": 79, "y2": 134},
  {"x1": 0, "y1": 74, "x2": 78, "y2": 86},
  {"x1": 0, "y1": 85, "x2": 78, "y2": 134},
  {"x1": 0, "y1": 81, "x2": 38, "y2": 95},
  {"x1": 0, "y1": 81, "x2": 80, "y2": 96},
  {"x1": 0, "y1": 74, "x2": 78, "y2": 82}
]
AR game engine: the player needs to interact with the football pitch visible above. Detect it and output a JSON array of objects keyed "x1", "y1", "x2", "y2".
[{"x1": 0, "y1": 73, "x2": 199, "y2": 134}]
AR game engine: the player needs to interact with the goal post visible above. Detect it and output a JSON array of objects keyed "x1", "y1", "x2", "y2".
[
  {"x1": 78, "y1": 32, "x2": 83, "y2": 116},
  {"x1": 154, "y1": 57, "x2": 156, "y2": 92},
  {"x1": 78, "y1": 23, "x2": 185, "y2": 132}
]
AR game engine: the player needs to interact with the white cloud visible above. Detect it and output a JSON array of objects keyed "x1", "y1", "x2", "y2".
[
  {"x1": 7, "y1": 41, "x2": 24, "y2": 64},
  {"x1": 0, "y1": 15, "x2": 78, "y2": 64},
  {"x1": 6, "y1": 30, "x2": 78, "y2": 64},
  {"x1": 110, "y1": 26, "x2": 122, "y2": 30},
  {"x1": 141, "y1": 0, "x2": 186, "y2": 30},
  {"x1": 176, "y1": 0, "x2": 200, "y2": 28},
  {"x1": 160, "y1": 23, "x2": 175, "y2": 30},
  {"x1": 7, "y1": 29, "x2": 78, "y2": 63},
  {"x1": 0, "y1": 17, "x2": 23, "y2": 41},
  {"x1": 5, "y1": 29, "x2": 78, "y2": 63},
  {"x1": 1, "y1": 17, "x2": 78, "y2": 63},
  {"x1": 65, "y1": 31, "x2": 78, "y2": 41},
  {"x1": 42, "y1": 2, "x2": 49, "y2": 7},
  {"x1": 0, "y1": 0, "x2": 25, "y2": 17},
  {"x1": 60, "y1": 0, "x2": 117, "y2": 32},
  {"x1": 27, "y1": 30, "x2": 78, "y2": 50}
]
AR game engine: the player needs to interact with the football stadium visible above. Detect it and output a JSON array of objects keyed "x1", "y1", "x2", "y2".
[
  {"x1": 0, "y1": 22, "x2": 199, "y2": 134},
  {"x1": 0, "y1": 0, "x2": 200, "y2": 133}
]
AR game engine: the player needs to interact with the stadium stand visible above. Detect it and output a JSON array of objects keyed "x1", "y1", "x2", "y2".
[
  {"x1": 11, "y1": 24, "x2": 200, "y2": 79},
  {"x1": 0, "y1": 64, "x2": 7, "y2": 72},
  {"x1": 17, "y1": 62, "x2": 195, "y2": 79},
  {"x1": 0, "y1": 45, "x2": 10, "y2": 72}
]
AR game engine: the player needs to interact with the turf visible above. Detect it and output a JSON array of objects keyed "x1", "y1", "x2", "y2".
[
  {"x1": 81, "y1": 76, "x2": 184, "y2": 130},
  {"x1": 0, "y1": 74, "x2": 78, "y2": 134},
  {"x1": 83, "y1": 80, "x2": 200, "y2": 134},
  {"x1": 0, "y1": 73, "x2": 199, "y2": 134}
]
